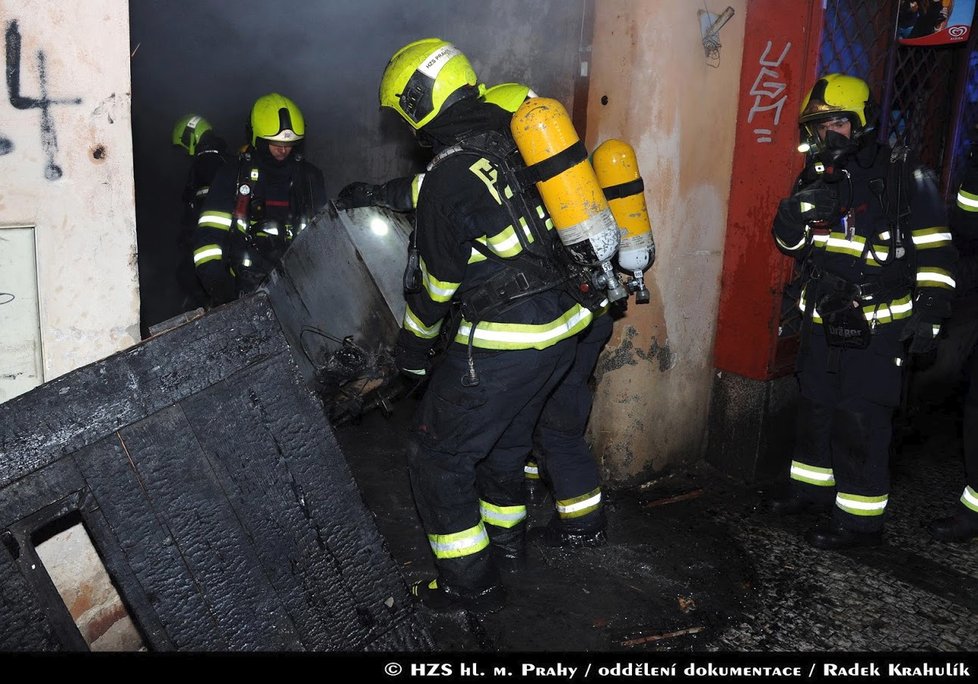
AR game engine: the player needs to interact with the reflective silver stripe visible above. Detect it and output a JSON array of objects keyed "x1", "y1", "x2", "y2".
[
  {"x1": 427, "y1": 523, "x2": 490, "y2": 559},
  {"x1": 479, "y1": 500, "x2": 527, "y2": 528},
  {"x1": 912, "y1": 230, "x2": 953, "y2": 245},
  {"x1": 916, "y1": 270, "x2": 956, "y2": 288},
  {"x1": 199, "y1": 213, "x2": 233, "y2": 229},
  {"x1": 961, "y1": 486, "x2": 978, "y2": 513},
  {"x1": 557, "y1": 491, "x2": 602, "y2": 515},
  {"x1": 836, "y1": 493, "x2": 887, "y2": 516},
  {"x1": 776, "y1": 233, "x2": 807, "y2": 251},
  {"x1": 420, "y1": 258, "x2": 459, "y2": 302},
  {"x1": 524, "y1": 463, "x2": 539, "y2": 476},
  {"x1": 790, "y1": 460, "x2": 835, "y2": 486},
  {"x1": 193, "y1": 246, "x2": 223, "y2": 264},
  {"x1": 403, "y1": 305, "x2": 442, "y2": 339},
  {"x1": 824, "y1": 234, "x2": 867, "y2": 256},
  {"x1": 488, "y1": 227, "x2": 521, "y2": 255},
  {"x1": 456, "y1": 305, "x2": 592, "y2": 347},
  {"x1": 957, "y1": 189, "x2": 978, "y2": 210}
]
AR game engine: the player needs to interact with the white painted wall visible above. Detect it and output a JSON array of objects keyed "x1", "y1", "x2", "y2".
[
  {"x1": 586, "y1": 1, "x2": 748, "y2": 483},
  {"x1": 0, "y1": 0, "x2": 139, "y2": 403}
]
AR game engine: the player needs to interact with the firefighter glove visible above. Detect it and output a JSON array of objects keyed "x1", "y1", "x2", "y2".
[
  {"x1": 394, "y1": 336, "x2": 430, "y2": 377},
  {"x1": 335, "y1": 182, "x2": 383, "y2": 210},
  {"x1": 778, "y1": 184, "x2": 839, "y2": 227},
  {"x1": 899, "y1": 293, "x2": 952, "y2": 355},
  {"x1": 204, "y1": 276, "x2": 237, "y2": 308}
]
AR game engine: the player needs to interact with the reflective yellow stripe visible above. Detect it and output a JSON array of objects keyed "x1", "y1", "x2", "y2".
[
  {"x1": 403, "y1": 305, "x2": 442, "y2": 340},
  {"x1": 776, "y1": 233, "x2": 807, "y2": 251},
  {"x1": 836, "y1": 492, "x2": 887, "y2": 516},
  {"x1": 455, "y1": 304, "x2": 592, "y2": 350},
  {"x1": 911, "y1": 227, "x2": 953, "y2": 249},
  {"x1": 524, "y1": 462, "x2": 540, "y2": 478},
  {"x1": 419, "y1": 258, "x2": 459, "y2": 302},
  {"x1": 193, "y1": 245, "x2": 223, "y2": 265},
  {"x1": 789, "y1": 460, "x2": 835, "y2": 487},
  {"x1": 556, "y1": 487, "x2": 602, "y2": 519},
  {"x1": 468, "y1": 237, "x2": 489, "y2": 264},
  {"x1": 411, "y1": 173, "x2": 424, "y2": 208},
  {"x1": 427, "y1": 522, "x2": 490, "y2": 559},
  {"x1": 957, "y1": 188, "x2": 978, "y2": 211},
  {"x1": 798, "y1": 291, "x2": 912, "y2": 325},
  {"x1": 818, "y1": 232, "x2": 866, "y2": 257},
  {"x1": 916, "y1": 268, "x2": 956, "y2": 290},
  {"x1": 485, "y1": 225, "x2": 523, "y2": 258},
  {"x1": 198, "y1": 211, "x2": 232, "y2": 230},
  {"x1": 961, "y1": 486, "x2": 978, "y2": 514},
  {"x1": 479, "y1": 500, "x2": 527, "y2": 529}
]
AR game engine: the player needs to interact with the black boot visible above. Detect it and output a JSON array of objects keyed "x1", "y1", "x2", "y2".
[
  {"x1": 530, "y1": 512, "x2": 607, "y2": 549},
  {"x1": 761, "y1": 494, "x2": 829, "y2": 516},
  {"x1": 927, "y1": 512, "x2": 978, "y2": 543},
  {"x1": 410, "y1": 578, "x2": 506, "y2": 614},
  {"x1": 489, "y1": 525, "x2": 527, "y2": 575},
  {"x1": 805, "y1": 521, "x2": 882, "y2": 550}
]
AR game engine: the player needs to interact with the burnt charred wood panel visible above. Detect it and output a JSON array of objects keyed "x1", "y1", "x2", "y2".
[
  {"x1": 181, "y1": 359, "x2": 422, "y2": 650},
  {"x1": 0, "y1": 544, "x2": 62, "y2": 651},
  {"x1": 115, "y1": 405, "x2": 303, "y2": 650},
  {"x1": 0, "y1": 294, "x2": 431, "y2": 651},
  {"x1": 0, "y1": 297, "x2": 284, "y2": 491}
]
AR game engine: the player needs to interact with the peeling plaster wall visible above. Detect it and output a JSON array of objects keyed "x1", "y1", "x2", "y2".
[
  {"x1": 0, "y1": 0, "x2": 139, "y2": 394},
  {"x1": 586, "y1": 1, "x2": 747, "y2": 484}
]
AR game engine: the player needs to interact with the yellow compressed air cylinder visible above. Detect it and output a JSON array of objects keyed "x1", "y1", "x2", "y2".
[
  {"x1": 510, "y1": 97, "x2": 620, "y2": 265},
  {"x1": 592, "y1": 139, "x2": 654, "y2": 274}
]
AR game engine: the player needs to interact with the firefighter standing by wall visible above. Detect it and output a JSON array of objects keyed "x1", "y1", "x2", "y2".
[
  {"x1": 194, "y1": 93, "x2": 326, "y2": 305},
  {"x1": 928, "y1": 153, "x2": 978, "y2": 542},
  {"x1": 172, "y1": 114, "x2": 229, "y2": 310},
  {"x1": 379, "y1": 38, "x2": 605, "y2": 613},
  {"x1": 768, "y1": 73, "x2": 956, "y2": 549}
]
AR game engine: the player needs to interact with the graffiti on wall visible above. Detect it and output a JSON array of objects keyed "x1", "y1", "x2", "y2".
[
  {"x1": 3, "y1": 20, "x2": 82, "y2": 179},
  {"x1": 746, "y1": 41, "x2": 792, "y2": 144}
]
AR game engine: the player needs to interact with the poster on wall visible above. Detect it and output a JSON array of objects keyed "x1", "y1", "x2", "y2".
[{"x1": 898, "y1": 0, "x2": 975, "y2": 45}]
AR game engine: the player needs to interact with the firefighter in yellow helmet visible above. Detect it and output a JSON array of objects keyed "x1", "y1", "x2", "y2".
[
  {"x1": 340, "y1": 70, "x2": 612, "y2": 537},
  {"x1": 172, "y1": 114, "x2": 229, "y2": 220},
  {"x1": 378, "y1": 38, "x2": 605, "y2": 613},
  {"x1": 767, "y1": 73, "x2": 956, "y2": 549},
  {"x1": 334, "y1": 82, "x2": 537, "y2": 212},
  {"x1": 172, "y1": 114, "x2": 231, "y2": 310},
  {"x1": 193, "y1": 93, "x2": 326, "y2": 305}
]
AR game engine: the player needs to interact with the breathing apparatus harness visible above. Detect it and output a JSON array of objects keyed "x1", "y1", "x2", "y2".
[
  {"x1": 794, "y1": 136, "x2": 915, "y2": 360},
  {"x1": 229, "y1": 147, "x2": 314, "y2": 290},
  {"x1": 413, "y1": 129, "x2": 606, "y2": 386}
]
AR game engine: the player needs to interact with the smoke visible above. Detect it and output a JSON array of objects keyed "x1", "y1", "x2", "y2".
[{"x1": 129, "y1": 0, "x2": 586, "y2": 332}]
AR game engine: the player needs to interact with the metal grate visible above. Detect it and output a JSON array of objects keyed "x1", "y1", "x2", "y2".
[
  {"x1": 887, "y1": 44, "x2": 957, "y2": 171},
  {"x1": 816, "y1": 0, "x2": 963, "y2": 181},
  {"x1": 948, "y1": 38, "x2": 978, "y2": 197},
  {"x1": 819, "y1": 0, "x2": 895, "y2": 87},
  {"x1": 779, "y1": 0, "x2": 971, "y2": 339}
]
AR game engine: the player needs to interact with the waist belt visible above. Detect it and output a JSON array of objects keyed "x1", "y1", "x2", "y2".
[{"x1": 807, "y1": 268, "x2": 899, "y2": 302}]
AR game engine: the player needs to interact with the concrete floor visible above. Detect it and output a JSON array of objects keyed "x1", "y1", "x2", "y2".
[{"x1": 334, "y1": 386, "x2": 977, "y2": 653}]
